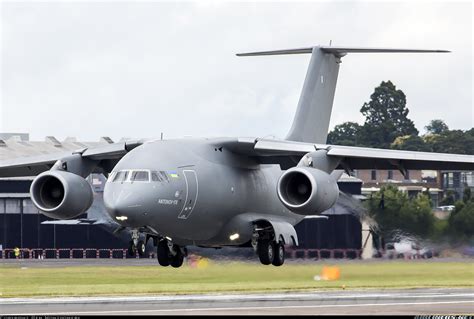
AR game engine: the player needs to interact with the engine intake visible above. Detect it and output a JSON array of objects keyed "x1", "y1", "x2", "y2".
[
  {"x1": 277, "y1": 167, "x2": 339, "y2": 215},
  {"x1": 30, "y1": 170, "x2": 93, "y2": 219}
]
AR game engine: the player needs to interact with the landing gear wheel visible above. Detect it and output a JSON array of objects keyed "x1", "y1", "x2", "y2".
[
  {"x1": 157, "y1": 240, "x2": 170, "y2": 266},
  {"x1": 128, "y1": 240, "x2": 137, "y2": 257},
  {"x1": 272, "y1": 242, "x2": 285, "y2": 266},
  {"x1": 170, "y1": 247, "x2": 184, "y2": 268},
  {"x1": 137, "y1": 240, "x2": 146, "y2": 257},
  {"x1": 258, "y1": 240, "x2": 274, "y2": 265}
]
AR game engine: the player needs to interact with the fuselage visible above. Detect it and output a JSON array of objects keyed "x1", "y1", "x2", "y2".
[{"x1": 103, "y1": 138, "x2": 304, "y2": 247}]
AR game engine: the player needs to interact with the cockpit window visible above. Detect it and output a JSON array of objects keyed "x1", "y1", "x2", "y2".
[
  {"x1": 161, "y1": 171, "x2": 170, "y2": 182},
  {"x1": 131, "y1": 171, "x2": 150, "y2": 182},
  {"x1": 151, "y1": 171, "x2": 170, "y2": 183},
  {"x1": 151, "y1": 171, "x2": 161, "y2": 182},
  {"x1": 107, "y1": 172, "x2": 116, "y2": 182},
  {"x1": 110, "y1": 170, "x2": 156, "y2": 183},
  {"x1": 113, "y1": 171, "x2": 129, "y2": 182}
]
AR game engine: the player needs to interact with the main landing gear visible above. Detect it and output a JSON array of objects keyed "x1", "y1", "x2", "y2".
[
  {"x1": 253, "y1": 228, "x2": 285, "y2": 266},
  {"x1": 157, "y1": 238, "x2": 187, "y2": 268},
  {"x1": 257, "y1": 239, "x2": 285, "y2": 266}
]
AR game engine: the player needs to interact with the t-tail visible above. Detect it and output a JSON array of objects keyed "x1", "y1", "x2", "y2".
[{"x1": 237, "y1": 46, "x2": 449, "y2": 143}]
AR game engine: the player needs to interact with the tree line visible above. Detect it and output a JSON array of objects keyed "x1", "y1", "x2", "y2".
[
  {"x1": 329, "y1": 80, "x2": 473, "y2": 242},
  {"x1": 366, "y1": 185, "x2": 473, "y2": 242},
  {"x1": 326, "y1": 81, "x2": 474, "y2": 154}
]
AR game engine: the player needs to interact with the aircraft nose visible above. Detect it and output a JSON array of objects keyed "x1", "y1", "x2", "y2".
[
  {"x1": 103, "y1": 186, "x2": 143, "y2": 224},
  {"x1": 103, "y1": 196, "x2": 121, "y2": 219},
  {"x1": 103, "y1": 192, "x2": 124, "y2": 219}
]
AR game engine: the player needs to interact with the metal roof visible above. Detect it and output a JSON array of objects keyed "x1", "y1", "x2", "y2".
[{"x1": 0, "y1": 134, "x2": 114, "y2": 162}]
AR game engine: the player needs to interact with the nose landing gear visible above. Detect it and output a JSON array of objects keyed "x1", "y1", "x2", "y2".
[
  {"x1": 127, "y1": 229, "x2": 146, "y2": 257},
  {"x1": 157, "y1": 238, "x2": 187, "y2": 268}
]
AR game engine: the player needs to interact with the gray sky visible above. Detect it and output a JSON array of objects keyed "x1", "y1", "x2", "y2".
[{"x1": 1, "y1": 0, "x2": 472, "y2": 142}]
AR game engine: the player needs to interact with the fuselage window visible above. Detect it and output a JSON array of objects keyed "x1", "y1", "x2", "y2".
[{"x1": 131, "y1": 171, "x2": 150, "y2": 182}]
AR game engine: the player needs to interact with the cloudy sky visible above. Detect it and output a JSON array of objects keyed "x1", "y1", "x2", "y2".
[{"x1": 0, "y1": 0, "x2": 472, "y2": 142}]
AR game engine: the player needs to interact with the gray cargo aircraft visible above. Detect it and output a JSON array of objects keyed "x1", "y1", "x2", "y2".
[{"x1": 1, "y1": 46, "x2": 473, "y2": 267}]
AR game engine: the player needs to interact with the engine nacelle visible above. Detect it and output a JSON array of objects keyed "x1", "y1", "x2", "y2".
[
  {"x1": 277, "y1": 167, "x2": 339, "y2": 215},
  {"x1": 30, "y1": 170, "x2": 93, "y2": 219}
]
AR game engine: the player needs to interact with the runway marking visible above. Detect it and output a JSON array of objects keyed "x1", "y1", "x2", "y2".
[
  {"x1": 3, "y1": 292, "x2": 474, "y2": 305},
  {"x1": 5, "y1": 300, "x2": 474, "y2": 315}
]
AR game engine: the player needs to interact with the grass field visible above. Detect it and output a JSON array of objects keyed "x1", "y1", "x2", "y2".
[{"x1": 0, "y1": 260, "x2": 473, "y2": 298}]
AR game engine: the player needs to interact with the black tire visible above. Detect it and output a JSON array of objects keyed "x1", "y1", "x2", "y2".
[
  {"x1": 137, "y1": 240, "x2": 146, "y2": 257},
  {"x1": 157, "y1": 240, "x2": 170, "y2": 267},
  {"x1": 127, "y1": 240, "x2": 136, "y2": 257},
  {"x1": 170, "y1": 249, "x2": 184, "y2": 268},
  {"x1": 272, "y1": 242, "x2": 285, "y2": 266},
  {"x1": 258, "y1": 240, "x2": 274, "y2": 265}
]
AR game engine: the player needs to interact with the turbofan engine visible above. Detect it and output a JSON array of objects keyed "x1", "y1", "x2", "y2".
[
  {"x1": 277, "y1": 167, "x2": 339, "y2": 215},
  {"x1": 30, "y1": 170, "x2": 93, "y2": 219}
]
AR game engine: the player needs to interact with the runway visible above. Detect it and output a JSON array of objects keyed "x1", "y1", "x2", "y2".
[{"x1": 1, "y1": 288, "x2": 473, "y2": 315}]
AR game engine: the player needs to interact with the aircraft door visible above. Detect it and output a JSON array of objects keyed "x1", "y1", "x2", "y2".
[{"x1": 178, "y1": 170, "x2": 198, "y2": 219}]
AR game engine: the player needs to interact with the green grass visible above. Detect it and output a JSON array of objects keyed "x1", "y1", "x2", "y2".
[{"x1": 0, "y1": 261, "x2": 473, "y2": 298}]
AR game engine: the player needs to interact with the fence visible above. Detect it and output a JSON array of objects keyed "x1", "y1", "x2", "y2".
[
  {"x1": 287, "y1": 249, "x2": 362, "y2": 260},
  {"x1": 0, "y1": 248, "x2": 147, "y2": 259},
  {"x1": 1, "y1": 248, "x2": 370, "y2": 260}
]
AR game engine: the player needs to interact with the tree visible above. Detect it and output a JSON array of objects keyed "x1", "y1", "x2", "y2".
[
  {"x1": 326, "y1": 121, "x2": 362, "y2": 145},
  {"x1": 425, "y1": 119, "x2": 449, "y2": 134},
  {"x1": 448, "y1": 200, "x2": 474, "y2": 239},
  {"x1": 359, "y1": 81, "x2": 418, "y2": 148},
  {"x1": 439, "y1": 190, "x2": 456, "y2": 206},
  {"x1": 366, "y1": 185, "x2": 435, "y2": 238},
  {"x1": 391, "y1": 135, "x2": 431, "y2": 152},
  {"x1": 463, "y1": 187, "x2": 472, "y2": 203},
  {"x1": 424, "y1": 129, "x2": 474, "y2": 154},
  {"x1": 327, "y1": 81, "x2": 473, "y2": 154},
  {"x1": 466, "y1": 128, "x2": 474, "y2": 139}
]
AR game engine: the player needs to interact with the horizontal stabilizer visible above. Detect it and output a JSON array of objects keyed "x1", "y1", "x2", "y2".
[
  {"x1": 320, "y1": 47, "x2": 450, "y2": 54},
  {"x1": 237, "y1": 46, "x2": 450, "y2": 56}
]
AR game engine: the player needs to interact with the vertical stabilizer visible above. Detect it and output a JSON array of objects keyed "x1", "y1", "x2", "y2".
[
  {"x1": 285, "y1": 47, "x2": 340, "y2": 143},
  {"x1": 237, "y1": 46, "x2": 449, "y2": 143}
]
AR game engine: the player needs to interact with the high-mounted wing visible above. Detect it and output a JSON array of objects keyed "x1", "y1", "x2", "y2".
[
  {"x1": 223, "y1": 138, "x2": 474, "y2": 171},
  {"x1": 325, "y1": 145, "x2": 473, "y2": 171}
]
